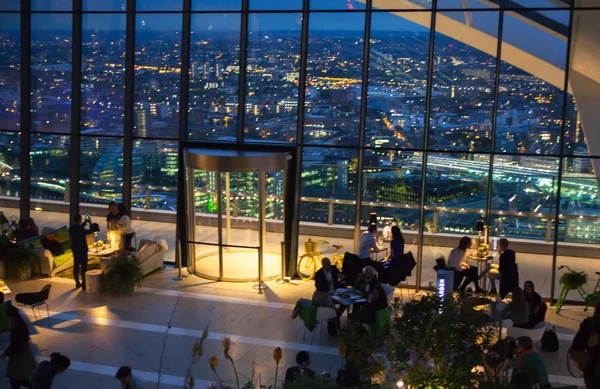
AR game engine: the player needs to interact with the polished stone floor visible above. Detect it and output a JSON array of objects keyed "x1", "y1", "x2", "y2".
[{"x1": 0, "y1": 266, "x2": 593, "y2": 388}]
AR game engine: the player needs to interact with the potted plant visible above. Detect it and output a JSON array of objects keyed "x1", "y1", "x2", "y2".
[
  {"x1": 0, "y1": 235, "x2": 40, "y2": 280},
  {"x1": 104, "y1": 254, "x2": 142, "y2": 296}
]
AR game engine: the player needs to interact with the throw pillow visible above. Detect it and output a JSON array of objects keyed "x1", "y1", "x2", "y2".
[
  {"x1": 55, "y1": 229, "x2": 71, "y2": 243},
  {"x1": 41, "y1": 237, "x2": 65, "y2": 257},
  {"x1": 30, "y1": 239, "x2": 43, "y2": 248}
]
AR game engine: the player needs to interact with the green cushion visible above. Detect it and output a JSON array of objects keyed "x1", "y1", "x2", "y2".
[
  {"x1": 299, "y1": 304, "x2": 318, "y2": 330},
  {"x1": 53, "y1": 250, "x2": 73, "y2": 268},
  {"x1": 30, "y1": 239, "x2": 43, "y2": 248},
  {"x1": 0, "y1": 303, "x2": 11, "y2": 334},
  {"x1": 371, "y1": 306, "x2": 392, "y2": 338},
  {"x1": 55, "y1": 229, "x2": 71, "y2": 243}
]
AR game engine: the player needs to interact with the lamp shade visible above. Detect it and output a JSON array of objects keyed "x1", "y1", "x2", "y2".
[{"x1": 369, "y1": 212, "x2": 377, "y2": 225}]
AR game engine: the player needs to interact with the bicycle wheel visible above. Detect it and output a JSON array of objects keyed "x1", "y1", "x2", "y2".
[
  {"x1": 566, "y1": 348, "x2": 585, "y2": 378},
  {"x1": 297, "y1": 253, "x2": 317, "y2": 281},
  {"x1": 555, "y1": 285, "x2": 570, "y2": 314},
  {"x1": 332, "y1": 253, "x2": 344, "y2": 272}
]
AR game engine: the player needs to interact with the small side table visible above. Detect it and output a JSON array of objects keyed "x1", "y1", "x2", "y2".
[{"x1": 85, "y1": 270, "x2": 104, "y2": 293}]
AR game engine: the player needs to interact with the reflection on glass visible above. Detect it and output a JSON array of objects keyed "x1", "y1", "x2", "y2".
[
  {"x1": 136, "y1": 0, "x2": 183, "y2": 11},
  {"x1": 0, "y1": 132, "x2": 20, "y2": 199},
  {"x1": 429, "y1": 11, "x2": 498, "y2": 152},
  {"x1": 80, "y1": 136, "x2": 124, "y2": 204},
  {"x1": 310, "y1": 0, "x2": 366, "y2": 10},
  {"x1": 301, "y1": 147, "x2": 358, "y2": 225},
  {"x1": 0, "y1": 15, "x2": 20, "y2": 131},
  {"x1": 245, "y1": 13, "x2": 302, "y2": 143},
  {"x1": 83, "y1": 0, "x2": 126, "y2": 11},
  {"x1": 132, "y1": 139, "x2": 178, "y2": 210},
  {"x1": 192, "y1": 0, "x2": 241, "y2": 11},
  {"x1": 425, "y1": 153, "x2": 489, "y2": 235},
  {"x1": 30, "y1": 133, "x2": 70, "y2": 202},
  {"x1": 0, "y1": 0, "x2": 19, "y2": 11},
  {"x1": 82, "y1": 14, "x2": 126, "y2": 136},
  {"x1": 372, "y1": 0, "x2": 431, "y2": 9},
  {"x1": 31, "y1": 14, "x2": 72, "y2": 134},
  {"x1": 366, "y1": 12, "x2": 430, "y2": 149},
  {"x1": 134, "y1": 14, "x2": 182, "y2": 138},
  {"x1": 32, "y1": 0, "x2": 71, "y2": 11},
  {"x1": 304, "y1": 12, "x2": 365, "y2": 146},
  {"x1": 250, "y1": 0, "x2": 302, "y2": 10},
  {"x1": 188, "y1": 13, "x2": 240, "y2": 141},
  {"x1": 436, "y1": 0, "x2": 496, "y2": 8}
]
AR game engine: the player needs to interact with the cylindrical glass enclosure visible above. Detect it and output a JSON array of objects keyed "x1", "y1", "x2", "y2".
[{"x1": 184, "y1": 149, "x2": 290, "y2": 282}]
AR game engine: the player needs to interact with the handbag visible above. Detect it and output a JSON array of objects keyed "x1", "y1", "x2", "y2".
[
  {"x1": 541, "y1": 326, "x2": 559, "y2": 352},
  {"x1": 568, "y1": 347, "x2": 591, "y2": 372}
]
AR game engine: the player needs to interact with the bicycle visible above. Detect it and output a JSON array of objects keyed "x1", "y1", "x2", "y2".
[
  {"x1": 555, "y1": 265, "x2": 600, "y2": 314},
  {"x1": 297, "y1": 238, "x2": 345, "y2": 281}
]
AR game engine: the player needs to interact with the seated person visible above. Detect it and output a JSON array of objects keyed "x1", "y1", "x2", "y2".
[
  {"x1": 291, "y1": 290, "x2": 335, "y2": 320},
  {"x1": 524, "y1": 280, "x2": 546, "y2": 328},
  {"x1": 13, "y1": 219, "x2": 34, "y2": 241},
  {"x1": 480, "y1": 238, "x2": 519, "y2": 297},
  {"x1": 515, "y1": 336, "x2": 551, "y2": 389},
  {"x1": 358, "y1": 224, "x2": 384, "y2": 261},
  {"x1": 285, "y1": 351, "x2": 316, "y2": 384},
  {"x1": 314, "y1": 257, "x2": 345, "y2": 294},
  {"x1": 349, "y1": 284, "x2": 388, "y2": 325},
  {"x1": 502, "y1": 287, "x2": 530, "y2": 328},
  {"x1": 354, "y1": 266, "x2": 380, "y2": 296},
  {"x1": 447, "y1": 236, "x2": 484, "y2": 294}
]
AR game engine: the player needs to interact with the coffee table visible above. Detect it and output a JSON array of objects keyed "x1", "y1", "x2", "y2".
[
  {"x1": 88, "y1": 248, "x2": 117, "y2": 259},
  {"x1": 1, "y1": 282, "x2": 11, "y2": 295}
]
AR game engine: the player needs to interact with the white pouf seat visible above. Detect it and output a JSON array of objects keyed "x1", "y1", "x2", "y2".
[{"x1": 85, "y1": 270, "x2": 104, "y2": 293}]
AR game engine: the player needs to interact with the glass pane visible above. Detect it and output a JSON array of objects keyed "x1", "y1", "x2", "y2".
[
  {"x1": 250, "y1": 0, "x2": 303, "y2": 10},
  {"x1": 83, "y1": 0, "x2": 126, "y2": 11},
  {"x1": 372, "y1": 0, "x2": 431, "y2": 9},
  {"x1": 507, "y1": 0, "x2": 566, "y2": 8},
  {"x1": 437, "y1": 0, "x2": 497, "y2": 8},
  {"x1": 310, "y1": 0, "x2": 366, "y2": 10},
  {"x1": 82, "y1": 14, "x2": 127, "y2": 136},
  {"x1": 134, "y1": 14, "x2": 182, "y2": 138},
  {"x1": 30, "y1": 134, "x2": 70, "y2": 227},
  {"x1": 188, "y1": 13, "x2": 240, "y2": 141},
  {"x1": 136, "y1": 0, "x2": 183, "y2": 11},
  {"x1": 192, "y1": 0, "x2": 241, "y2": 11},
  {"x1": 245, "y1": 13, "x2": 302, "y2": 143},
  {"x1": 31, "y1": 14, "x2": 72, "y2": 134},
  {"x1": 0, "y1": 132, "x2": 20, "y2": 216},
  {"x1": 303, "y1": 12, "x2": 365, "y2": 146},
  {"x1": 193, "y1": 168, "x2": 219, "y2": 245},
  {"x1": 366, "y1": 12, "x2": 430, "y2": 150},
  {"x1": 32, "y1": 0, "x2": 71, "y2": 11},
  {"x1": 79, "y1": 136, "x2": 124, "y2": 205},
  {"x1": 132, "y1": 139, "x2": 178, "y2": 210},
  {"x1": 0, "y1": 0, "x2": 19, "y2": 11},
  {"x1": 428, "y1": 11, "x2": 498, "y2": 152},
  {"x1": 0, "y1": 14, "x2": 20, "y2": 131}
]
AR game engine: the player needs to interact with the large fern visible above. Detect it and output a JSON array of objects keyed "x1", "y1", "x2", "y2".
[{"x1": 104, "y1": 255, "x2": 142, "y2": 296}]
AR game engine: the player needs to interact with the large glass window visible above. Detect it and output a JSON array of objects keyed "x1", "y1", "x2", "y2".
[
  {"x1": 188, "y1": 13, "x2": 240, "y2": 141},
  {"x1": 134, "y1": 14, "x2": 182, "y2": 139},
  {"x1": 79, "y1": 136, "x2": 125, "y2": 205},
  {"x1": 0, "y1": 14, "x2": 20, "y2": 131},
  {"x1": 244, "y1": 13, "x2": 302, "y2": 143},
  {"x1": 31, "y1": 14, "x2": 72, "y2": 134},
  {"x1": 0, "y1": 131, "x2": 20, "y2": 221},
  {"x1": 82, "y1": 14, "x2": 127, "y2": 136}
]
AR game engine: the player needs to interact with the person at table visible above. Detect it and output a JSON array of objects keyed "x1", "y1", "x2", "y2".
[
  {"x1": 515, "y1": 336, "x2": 551, "y2": 389},
  {"x1": 291, "y1": 289, "x2": 336, "y2": 320},
  {"x1": 69, "y1": 214, "x2": 93, "y2": 290},
  {"x1": 447, "y1": 236, "x2": 484, "y2": 294},
  {"x1": 502, "y1": 287, "x2": 530, "y2": 328},
  {"x1": 524, "y1": 280, "x2": 546, "y2": 328},
  {"x1": 113, "y1": 203, "x2": 134, "y2": 251},
  {"x1": 358, "y1": 224, "x2": 385, "y2": 262},
  {"x1": 354, "y1": 266, "x2": 380, "y2": 296},
  {"x1": 349, "y1": 284, "x2": 388, "y2": 325},
  {"x1": 13, "y1": 219, "x2": 34, "y2": 242},
  {"x1": 314, "y1": 257, "x2": 345, "y2": 294},
  {"x1": 479, "y1": 238, "x2": 519, "y2": 297},
  {"x1": 388, "y1": 225, "x2": 405, "y2": 260},
  {"x1": 106, "y1": 201, "x2": 120, "y2": 246},
  {"x1": 1, "y1": 306, "x2": 36, "y2": 389},
  {"x1": 571, "y1": 301, "x2": 600, "y2": 389},
  {"x1": 285, "y1": 351, "x2": 316, "y2": 384}
]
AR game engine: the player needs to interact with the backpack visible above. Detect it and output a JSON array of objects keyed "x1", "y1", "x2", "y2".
[
  {"x1": 327, "y1": 318, "x2": 338, "y2": 337},
  {"x1": 541, "y1": 326, "x2": 559, "y2": 352}
]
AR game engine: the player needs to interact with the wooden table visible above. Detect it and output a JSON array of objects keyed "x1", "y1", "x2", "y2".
[{"x1": 87, "y1": 248, "x2": 117, "y2": 259}]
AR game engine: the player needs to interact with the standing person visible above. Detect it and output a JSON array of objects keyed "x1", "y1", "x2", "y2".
[
  {"x1": 285, "y1": 351, "x2": 316, "y2": 383},
  {"x1": 358, "y1": 224, "x2": 384, "y2": 262},
  {"x1": 0, "y1": 306, "x2": 36, "y2": 389},
  {"x1": 571, "y1": 301, "x2": 600, "y2": 388},
  {"x1": 106, "y1": 201, "x2": 120, "y2": 246},
  {"x1": 69, "y1": 214, "x2": 92, "y2": 290},
  {"x1": 114, "y1": 203, "x2": 134, "y2": 251},
  {"x1": 524, "y1": 281, "x2": 546, "y2": 328},
  {"x1": 388, "y1": 225, "x2": 405, "y2": 260},
  {"x1": 115, "y1": 366, "x2": 150, "y2": 389},
  {"x1": 30, "y1": 352, "x2": 71, "y2": 389},
  {"x1": 447, "y1": 236, "x2": 484, "y2": 294},
  {"x1": 314, "y1": 257, "x2": 345, "y2": 294},
  {"x1": 502, "y1": 287, "x2": 530, "y2": 328},
  {"x1": 515, "y1": 336, "x2": 551, "y2": 388}
]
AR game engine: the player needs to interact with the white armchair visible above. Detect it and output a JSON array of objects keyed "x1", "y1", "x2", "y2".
[{"x1": 100, "y1": 238, "x2": 165, "y2": 277}]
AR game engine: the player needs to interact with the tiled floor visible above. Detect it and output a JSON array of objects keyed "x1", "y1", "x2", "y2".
[{"x1": 0, "y1": 266, "x2": 593, "y2": 388}]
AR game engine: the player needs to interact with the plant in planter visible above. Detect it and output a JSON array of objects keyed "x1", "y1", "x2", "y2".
[
  {"x1": 104, "y1": 255, "x2": 142, "y2": 296},
  {"x1": 0, "y1": 235, "x2": 40, "y2": 280}
]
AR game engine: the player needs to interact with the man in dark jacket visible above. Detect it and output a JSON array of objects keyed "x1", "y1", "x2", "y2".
[
  {"x1": 69, "y1": 215, "x2": 92, "y2": 290},
  {"x1": 480, "y1": 238, "x2": 519, "y2": 297},
  {"x1": 314, "y1": 257, "x2": 345, "y2": 293}
]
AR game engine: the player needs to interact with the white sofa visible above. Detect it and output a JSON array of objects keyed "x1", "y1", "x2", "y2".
[{"x1": 100, "y1": 239, "x2": 165, "y2": 277}]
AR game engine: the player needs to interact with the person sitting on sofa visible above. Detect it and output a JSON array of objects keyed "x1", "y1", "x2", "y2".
[
  {"x1": 69, "y1": 215, "x2": 93, "y2": 290},
  {"x1": 13, "y1": 219, "x2": 34, "y2": 242},
  {"x1": 113, "y1": 203, "x2": 134, "y2": 252}
]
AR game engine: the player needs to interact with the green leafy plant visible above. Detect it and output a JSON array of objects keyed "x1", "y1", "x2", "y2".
[
  {"x1": 104, "y1": 255, "x2": 142, "y2": 296},
  {"x1": 558, "y1": 265, "x2": 587, "y2": 289},
  {"x1": 0, "y1": 235, "x2": 40, "y2": 280}
]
